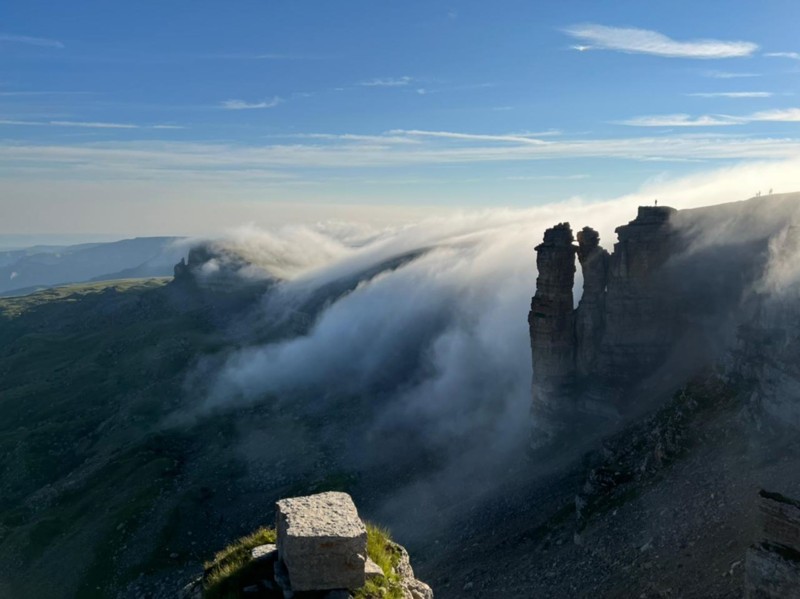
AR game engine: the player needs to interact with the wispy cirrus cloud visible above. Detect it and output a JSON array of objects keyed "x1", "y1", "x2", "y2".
[
  {"x1": 7, "y1": 131, "x2": 800, "y2": 185},
  {"x1": 704, "y1": 70, "x2": 761, "y2": 79},
  {"x1": 201, "y1": 52, "x2": 328, "y2": 60},
  {"x1": 221, "y1": 97, "x2": 282, "y2": 110},
  {"x1": 688, "y1": 91, "x2": 773, "y2": 98},
  {"x1": 5, "y1": 132, "x2": 800, "y2": 178},
  {"x1": 564, "y1": 24, "x2": 758, "y2": 59},
  {"x1": 388, "y1": 129, "x2": 551, "y2": 144},
  {"x1": 359, "y1": 76, "x2": 413, "y2": 87},
  {"x1": 765, "y1": 52, "x2": 800, "y2": 60},
  {"x1": 748, "y1": 108, "x2": 800, "y2": 122},
  {"x1": 0, "y1": 90, "x2": 93, "y2": 97},
  {"x1": 620, "y1": 108, "x2": 800, "y2": 127},
  {"x1": 0, "y1": 33, "x2": 64, "y2": 49},
  {"x1": 0, "y1": 119, "x2": 183, "y2": 129},
  {"x1": 618, "y1": 114, "x2": 738, "y2": 127}
]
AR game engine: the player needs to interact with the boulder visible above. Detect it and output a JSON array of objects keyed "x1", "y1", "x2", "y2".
[
  {"x1": 276, "y1": 492, "x2": 367, "y2": 591},
  {"x1": 365, "y1": 557, "x2": 384, "y2": 579},
  {"x1": 251, "y1": 543, "x2": 277, "y2": 562}
]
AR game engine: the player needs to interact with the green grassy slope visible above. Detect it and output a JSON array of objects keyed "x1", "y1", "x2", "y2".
[{"x1": 0, "y1": 279, "x2": 222, "y2": 597}]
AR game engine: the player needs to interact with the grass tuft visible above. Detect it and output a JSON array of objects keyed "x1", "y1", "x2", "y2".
[
  {"x1": 202, "y1": 522, "x2": 407, "y2": 599},
  {"x1": 354, "y1": 523, "x2": 405, "y2": 599},
  {"x1": 203, "y1": 527, "x2": 276, "y2": 599}
]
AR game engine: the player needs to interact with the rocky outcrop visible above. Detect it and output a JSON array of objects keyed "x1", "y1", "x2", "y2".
[
  {"x1": 745, "y1": 490, "x2": 800, "y2": 598},
  {"x1": 597, "y1": 206, "x2": 678, "y2": 383},
  {"x1": 526, "y1": 201, "x2": 800, "y2": 446},
  {"x1": 529, "y1": 208, "x2": 682, "y2": 445},
  {"x1": 190, "y1": 491, "x2": 432, "y2": 599},
  {"x1": 575, "y1": 226, "x2": 609, "y2": 376},
  {"x1": 528, "y1": 224, "x2": 578, "y2": 443},
  {"x1": 528, "y1": 223, "x2": 577, "y2": 382},
  {"x1": 276, "y1": 492, "x2": 367, "y2": 591},
  {"x1": 172, "y1": 242, "x2": 266, "y2": 290}
]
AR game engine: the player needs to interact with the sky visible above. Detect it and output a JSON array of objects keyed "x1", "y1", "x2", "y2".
[{"x1": 3, "y1": 0, "x2": 800, "y2": 236}]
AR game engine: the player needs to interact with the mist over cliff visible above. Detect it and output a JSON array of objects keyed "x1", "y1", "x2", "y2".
[{"x1": 173, "y1": 159, "x2": 800, "y2": 534}]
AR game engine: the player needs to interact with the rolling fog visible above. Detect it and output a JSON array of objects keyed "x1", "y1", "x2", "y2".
[{"x1": 184, "y1": 158, "x2": 800, "y2": 534}]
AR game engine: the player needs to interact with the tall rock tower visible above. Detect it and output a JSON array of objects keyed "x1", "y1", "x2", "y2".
[
  {"x1": 575, "y1": 226, "x2": 609, "y2": 376},
  {"x1": 528, "y1": 223, "x2": 577, "y2": 382},
  {"x1": 528, "y1": 206, "x2": 679, "y2": 448},
  {"x1": 528, "y1": 223, "x2": 578, "y2": 445}
]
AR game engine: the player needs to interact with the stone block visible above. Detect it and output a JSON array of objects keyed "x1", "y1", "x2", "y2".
[
  {"x1": 251, "y1": 543, "x2": 277, "y2": 562},
  {"x1": 276, "y1": 492, "x2": 367, "y2": 591},
  {"x1": 365, "y1": 557, "x2": 384, "y2": 579}
]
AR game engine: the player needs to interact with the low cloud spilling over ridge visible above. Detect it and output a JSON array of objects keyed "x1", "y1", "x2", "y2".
[{"x1": 190, "y1": 159, "x2": 800, "y2": 527}]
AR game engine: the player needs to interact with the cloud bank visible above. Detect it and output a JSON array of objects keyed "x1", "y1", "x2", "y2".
[{"x1": 191, "y1": 158, "x2": 800, "y2": 527}]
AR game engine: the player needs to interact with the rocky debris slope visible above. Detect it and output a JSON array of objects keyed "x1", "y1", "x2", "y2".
[
  {"x1": 745, "y1": 490, "x2": 800, "y2": 598},
  {"x1": 417, "y1": 369, "x2": 800, "y2": 598}
]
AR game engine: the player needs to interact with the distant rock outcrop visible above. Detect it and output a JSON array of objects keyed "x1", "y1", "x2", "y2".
[
  {"x1": 529, "y1": 197, "x2": 800, "y2": 447},
  {"x1": 745, "y1": 490, "x2": 800, "y2": 598},
  {"x1": 529, "y1": 207, "x2": 681, "y2": 444}
]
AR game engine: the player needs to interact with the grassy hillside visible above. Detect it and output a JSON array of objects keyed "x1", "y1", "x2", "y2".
[
  {"x1": 0, "y1": 279, "x2": 227, "y2": 597},
  {"x1": 0, "y1": 277, "x2": 382, "y2": 598}
]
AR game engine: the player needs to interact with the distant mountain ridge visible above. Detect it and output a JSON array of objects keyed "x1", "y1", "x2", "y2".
[{"x1": 0, "y1": 236, "x2": 186, "y2": 296}]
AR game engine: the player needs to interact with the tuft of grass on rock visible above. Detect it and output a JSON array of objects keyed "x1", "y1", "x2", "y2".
[
  {"x1": 354, "y1": 523, "x2": 405, "y2": 599},
  {"x1": 203, "y1": 526, "x2": 277, "y2": 599},
  {"x1": 203, "y1": 522, "x2": 407, "y2": 599}
]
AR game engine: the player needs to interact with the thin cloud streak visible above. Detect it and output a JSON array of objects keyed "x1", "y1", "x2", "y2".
[
  {"x1": 765, "y1": 52, "x2": 800, "y2": 60},
  {"x1": 360, "y1": 76, "x2": 413, "y2": 87},
  {"x1": 704, "y1": 71, "x2": 761, "y2": 79},
  {"x1": 620, "y1": 108, "x2": 800, "y2": 127},
  {"x1": 389, "y1": 129, "x2": 550, "y2": 145},
  {"x1": 688, "y1": 91, "x2": 772, "y2": 98},
  {"x1": 221, "y1": 97, "x2": 282, "y2": 110},
  {"x1": 618, "y1": 114, "x2": 738, "y2": 127},
  {"x1": 0, "y1": 119, "x2": 183, "y2": 129},
  {"x1": 6, "y1": 132, "x2": 800, "y2": 180},
  {"x1": 0, "y1": 33, "x2": 64, "y2": 49},
  {"x1": 563, "y1": 24, "x2": 758, "y2": 59}
]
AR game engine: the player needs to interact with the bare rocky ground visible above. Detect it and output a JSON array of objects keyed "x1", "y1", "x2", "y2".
[{"x1": 414, "y1": 379, "x2": 800, "y2": 598}]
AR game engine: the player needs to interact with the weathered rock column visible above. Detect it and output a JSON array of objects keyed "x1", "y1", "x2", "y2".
[
  {"x1": 575, "y1": 226, "x2": 609, "y2": 376},
  {"x1": 529, "y1": 222, "x2": 577, "y2": 381},
  {"x1": 529, "y1": 223, "x2": 577, "y2": 445}
]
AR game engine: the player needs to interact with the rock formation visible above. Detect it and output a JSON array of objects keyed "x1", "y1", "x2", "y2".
[
  {"x1": 528, "y1": 205, "x2": 740, "y2": 446},
  {"x1": 574, "y1": 226, "x2": 608, "y2": 376},
  {"x1": 528, "y1": 223, "x2": 577, "y2": 383},
  {"x1": 528, "y1": 196, "x2": 800, "y2": 447},
  {"x1": 186, "y1": 491, "x2": 432, "y2": 599},
  {"x1": 276, "y1": 491, "x2": 368, "y2": 591},
  {"x1": 528, "y1": 223, "x2": 578, "y2": 442},
  {"x1": 744, "y1": 490, "x2": 800, "y2": 598},
  {"x1": 598, "y1": 206, "x2": 678, "y2": 383}
]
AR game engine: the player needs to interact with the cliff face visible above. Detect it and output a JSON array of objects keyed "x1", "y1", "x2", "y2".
[
  {"x1": 598, "y1": 206, "x2": 678, "y2": 383},
  {"x1": 529, "y1": 196, "x2": 800, "y2": 447}
]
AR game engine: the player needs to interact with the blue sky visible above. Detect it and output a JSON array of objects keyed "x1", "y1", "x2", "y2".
[{"x1": 4, "y1": 0, "x2": 800, "y2": 235}]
